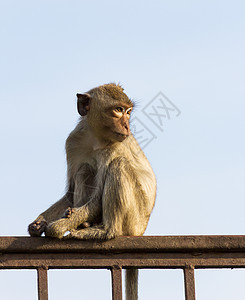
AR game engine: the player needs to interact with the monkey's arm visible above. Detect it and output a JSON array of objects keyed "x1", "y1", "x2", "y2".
[
  {"x1": 45, "y1": 197, "x2": 102, "y2": 239},
  {"x1": 38, "y1": 193, "x2": 73, "y2": 223},
  {"x1": 28, "y1": 192, "x2": 73, "y2": 237}
]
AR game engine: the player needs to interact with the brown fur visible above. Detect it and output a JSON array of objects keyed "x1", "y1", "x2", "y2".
[{"x1": 28, "y1": 83, "x2": 157, "y2": 300}]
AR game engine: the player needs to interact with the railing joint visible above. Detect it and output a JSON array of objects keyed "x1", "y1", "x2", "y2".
[
  {"x1": 185, "y1": 264, "x2": 195, "y2": 270},
  {"x1": 111, "y1": 264, "x2": 122, "y2": 271},
  {"x1": 38, "y1": 265, "x2": 49, "y2": 271}
]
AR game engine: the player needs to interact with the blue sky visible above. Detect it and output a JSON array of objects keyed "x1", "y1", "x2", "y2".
[{"x1": 0, "y1": 1, "x2": 245, "y2": 299}]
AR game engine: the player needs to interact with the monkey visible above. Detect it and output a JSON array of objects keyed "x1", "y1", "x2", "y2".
[{"x1": 28, "y1": 83, "x2": 157, "y2": 300}]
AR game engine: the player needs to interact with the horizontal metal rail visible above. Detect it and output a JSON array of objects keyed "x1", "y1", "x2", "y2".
[{"x1": 1, "y1": 235, "x2": 245, "y2": 299}]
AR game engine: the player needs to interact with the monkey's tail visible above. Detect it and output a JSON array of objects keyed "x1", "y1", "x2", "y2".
[{"x1": 126, "y1": 269, "x2": 138, "y2": 300}]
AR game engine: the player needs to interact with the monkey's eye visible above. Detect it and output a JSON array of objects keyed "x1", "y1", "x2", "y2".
[
  {"x1": 115, "y1": 107, "x2": 124, "y2": 113},
  {"x1": 126, "y1": 108, "x2": 132, "y2": 115}
]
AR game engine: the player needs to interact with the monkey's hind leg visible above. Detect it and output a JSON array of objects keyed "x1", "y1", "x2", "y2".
[{"x1": 68, "y1": 225, "x2": 113, "y2": 240}]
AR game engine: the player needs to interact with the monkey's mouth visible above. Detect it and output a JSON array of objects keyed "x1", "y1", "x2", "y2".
[{"x1": 112, "y1": 131, "x2": 129, "y2": 139}]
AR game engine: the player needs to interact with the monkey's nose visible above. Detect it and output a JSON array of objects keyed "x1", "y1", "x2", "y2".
[{"x1": 123, "y1": 124, "x2": 130, "y2": 135}]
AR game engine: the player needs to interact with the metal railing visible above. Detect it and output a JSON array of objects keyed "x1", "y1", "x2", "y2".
[{"x1": 1, "y1": 235, "x2": 245, "y2": 299}]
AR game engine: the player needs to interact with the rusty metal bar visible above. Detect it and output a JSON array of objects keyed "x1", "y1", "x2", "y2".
[
  {"x1": 2, "y1": 236, "x2": 245, "y2": 254},
  {"x1": 184, "y1": 266, "x2": 196, "y2": 300},
  {"x1": 111, "y1": 266, "x2": 123, "y2": 300},
  {"x1": 2, "y1": 252, "x2": 245, "y2": 269},
  {"x1": 1, "y1": 236, "x2": 245, "y2": 299},
  {"x1": 37, "y1": 267, "x2": 48, "y2": 300}
]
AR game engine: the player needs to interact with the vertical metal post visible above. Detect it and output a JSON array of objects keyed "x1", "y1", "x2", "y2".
[
  {"x1": 184, "y1": 265, "x2": 196, "y2": 300},
  {"x1": 37, "y1": 267, "x2": 48, "y2": 300},
  {"x1": 111, "y1": 265, "x2": 122, "y2": 300}
]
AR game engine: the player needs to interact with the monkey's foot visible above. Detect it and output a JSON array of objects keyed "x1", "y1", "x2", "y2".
[
  {"x1": 66, "y1": 226, "x2": 110, "y2": 240},
  {"x1": 66, "y1": 229, "x2": 84, "y2": 239},
  {"x1": 45, "y1": 210, "x2": 87, "y2": 239},
  {"x1": 45, "y1": 219, "x2": 70, "y2": 239}
]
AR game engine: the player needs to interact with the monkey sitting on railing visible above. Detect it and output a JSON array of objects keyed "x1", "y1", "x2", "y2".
[{"x1": 28, "y1": 83, "x2": 157, "y2": 300}]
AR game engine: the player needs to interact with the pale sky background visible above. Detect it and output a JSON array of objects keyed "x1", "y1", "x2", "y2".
[{"x1": 1, "y1": 1, "x2": 245, "y2": 299}]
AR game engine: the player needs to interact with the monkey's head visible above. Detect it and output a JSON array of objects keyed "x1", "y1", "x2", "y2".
[{"x1": 77, "y1": 83, "x2": 133, "y2": 143}]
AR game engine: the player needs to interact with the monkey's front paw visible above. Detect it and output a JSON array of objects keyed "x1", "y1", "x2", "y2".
[
  {"x1": 28, "y1": 220, "x2": 47, "y2": 237},
  {"x1": 63, "y1": 207, "x2": 77, "y2": 218}
]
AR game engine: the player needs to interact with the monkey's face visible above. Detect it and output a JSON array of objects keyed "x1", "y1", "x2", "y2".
[
  {"x1": 77, "y1": 86, "x2": 134, "y2": 143},
  {"x1": 100, "y1": 104, "x2": 132, "y2": 143}
]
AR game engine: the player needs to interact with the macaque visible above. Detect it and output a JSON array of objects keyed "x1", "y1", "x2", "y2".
[{"x1": 28, "y1": 83, "x2": 157, "y2": 300}]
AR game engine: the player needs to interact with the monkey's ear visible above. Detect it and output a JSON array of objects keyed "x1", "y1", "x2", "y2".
[{"x1": 77, "y1": 93, "x2": 91, "y2": 116}]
